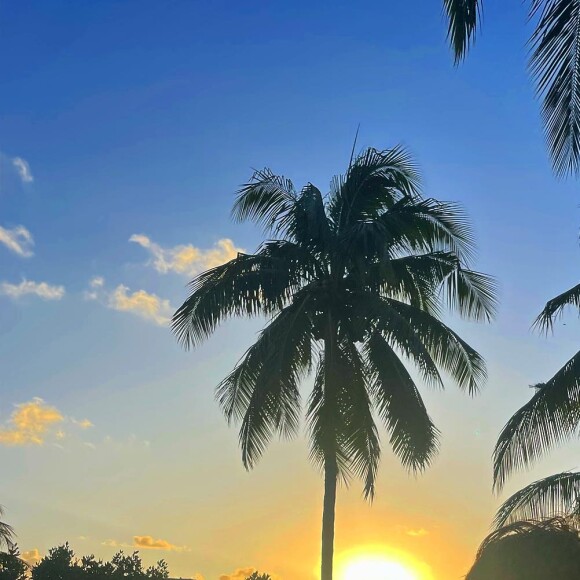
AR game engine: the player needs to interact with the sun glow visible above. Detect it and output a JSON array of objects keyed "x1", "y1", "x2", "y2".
[
  {"x1": 336, "y1": 546, "x2": 432, "y2": 580},
  {"x1": 341, "y1": 556, "x2": 419, "y2": 580}
]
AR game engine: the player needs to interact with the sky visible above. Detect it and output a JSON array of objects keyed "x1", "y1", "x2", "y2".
[{"x1": 1, "y1": 1, "x2": 579, "y2": 579}]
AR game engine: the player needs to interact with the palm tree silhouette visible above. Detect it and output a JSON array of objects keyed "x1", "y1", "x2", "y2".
[
  {"x1": 494, "y1": 283, "x2": 580, "y2": 526},
  {"x1": 0, "y1": 506, "x2": 15, "y2": 549},
  {"x1": 444, "y1": 0, "x2": 580, "y2": 177},
  {"x1": 173, "y1": 145, "x2": 497, "y2": 580}
]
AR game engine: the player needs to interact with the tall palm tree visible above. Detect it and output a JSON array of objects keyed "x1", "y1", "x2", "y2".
[
  {"x1": 444, "y1": 0, "x2": 580, "y2": 177},
  {"x1": 493, "y1": 282, "x2": 580, "y2": 527},
  {"x1": 0, "y1": 506, "x2": 15, "y2": 549},
  {"x1": 173, "y1": 145, "x2": 496, "y2": 580}
]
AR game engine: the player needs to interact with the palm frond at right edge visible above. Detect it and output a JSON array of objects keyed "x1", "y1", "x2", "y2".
[
  {"x1": 530, "y1": 0, "x2": 580, "y2": 177},
  {"x1": 493, "y1": 349, "x2": 580, "y2": 491},
  {"x1": 494, "y1": 471, "x2": 580, "y2": 528},
  {"x1": 533, "y1": 282, "x2": 580, "y2": 333}
]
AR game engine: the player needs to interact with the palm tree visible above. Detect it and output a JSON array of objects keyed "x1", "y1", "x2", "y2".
[
  {"x1": 444, "y1": 0, "x2": 580, "y2": 177},
  {"x1": 493, "y1": 283, "x2": 580, "y2": 527},
  {"x1": 0, "y1": 506, "x2": 15, "y2": 549},
  {"x1": 173, "y1": 145, "x2": 497, "y2": 580}
]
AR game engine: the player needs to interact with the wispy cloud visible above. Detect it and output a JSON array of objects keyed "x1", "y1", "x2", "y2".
[
  {"x1": 72, "y1": 418, "x2": 94, "y2": 429},
  {"x1": 0, "y1": 225, "x2": 34, "y2": 257},
  {"x1": 129, "y1": 234, "x2": 243, "y2": 276},
  {"x1": 0, "y1": 398, "x2": 94, "y2": 447},
  {"x1": 0, "y1": 279, "x2": 65, "y2": 300},
  {"x1": 86, "y1": 277, "x2": 173, "y2": 326},
  {"x1": 0, "y1": 399, "x2": 64, "y2": 446},
  {"x1": 406, "y1": 528, "x2": 429, "y2": 538},
  {"x1": 102, "y1": 536, "x2": 188, "y2": 553},
  {"x1": 21, "y1": 549, "x2": 41, "y2": 566},
  {"x1": 12, "y1": 157, "x2": 34, "y2": 183},
  {"x1": 133, "y1": 536, "x2": 189, "y2": 552},
  {"x1": 102, "y1": 539, "x2": 132, "y2": 549},
  {"x1": 219, "y1": 568, "x2": 258, "y2": 580}
]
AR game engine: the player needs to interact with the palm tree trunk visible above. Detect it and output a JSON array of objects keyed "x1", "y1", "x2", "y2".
[
  {"x1": 321, "y1": 311, "x2": 338, "y2": 580},
  {"x1": 321, "y1": 453, "x2": 338, "y2": 580}
]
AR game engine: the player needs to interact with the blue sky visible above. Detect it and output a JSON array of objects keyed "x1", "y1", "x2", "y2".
[{"x1": 1, "y1": 1, "x2": 579, "y2": 579}]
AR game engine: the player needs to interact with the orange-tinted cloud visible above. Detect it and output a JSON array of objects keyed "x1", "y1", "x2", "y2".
[
  {"x1": 130, "y1": 234, "x2": 243, "y2": 276},
  {"x1": 21, "y1": 549, "x2": 41, "y2": 566},
  {"x1": 133, "y1": 535, "x2": 189, "y2": 552},
  {"x1": 0, "y1": 399, "x2": 94, "y2": 447},
  {"x1": 406, "y1": 528, "x2": 429, "y2": 537},
  {"x1": 219, "y1": 568, "x2": 256, "y2": 580},
  {"x1": 0, "y1": 399, "x2": 63, "y2": 445},
  {"x1": 86, "y1": 278, "x2": 174, "y2": 326}
]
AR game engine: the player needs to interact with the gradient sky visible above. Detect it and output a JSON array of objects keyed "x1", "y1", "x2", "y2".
[{"x1": 1, "y1": 1, "x2": 579, "y2": 579}]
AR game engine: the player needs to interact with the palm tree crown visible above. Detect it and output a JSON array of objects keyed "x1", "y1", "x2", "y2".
[
  {"x1": 493, "y1": 282, "x2": 580, "y2": 527},
  {"x1": 173, "y1": 145, "x2": 497, "y2": 579},
  {"x1": 444, "y1": 0, "x2": 580, "y2": 177}
]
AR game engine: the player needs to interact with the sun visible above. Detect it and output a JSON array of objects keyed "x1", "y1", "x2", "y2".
[{"x1": 340, "y1": 555, "x2": 420, "y2": 580}]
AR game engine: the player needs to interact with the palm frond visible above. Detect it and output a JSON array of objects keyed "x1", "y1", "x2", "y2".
[
  {"x1": 443, "y1": 266, "x2": 499, "y2": 322},
  {"x1": 494, "y1": 349, "x2": 580, "y2": 490},
  {"x1": 172, "y1": 242, "x2": 315, "y2": 348},
  {"x1": 307, "y1": 354, "x2": 353, "y2": 486},
  {"x1": 329, "y1": 146, "x2": 422, "y2": 230},
  {"x1": 371, "y1": 197, "x2": 476, "y2": 264},
  {"x1": 0, "y1": 507, "x2": 14, "y2": 548},
  {"x1": 533, "y1": 282, "x2": 580, "y2": 333},
  {"x1": 338, "y1": 340, "x2": 381, "y2": 499},
  {"x1": 365, "y1": 332, "x2": 440, "y2": 472},
  {"x1": 368, "y1": 252, "x2": 459, "y2": 315},
  {"x1": 444, "y1": 0, "x2": 482, "y2": 63},
  {"x1": 354, "y1": 293, "x2": 445, "y2": 388},
  {"x1": 232, "y1": 168, "x2": 297, "y2": 232},
  {"x1": 307, "y1": 340, "x2": 380, "y2": 498},
  {"x1": 216, "y1": 292, "x2": 314, "y2": 469},
  {"x1": 530, "y1": 0, "x2": 580, "y2": 176},
  {"x1": 494, "y1": 471, "x2": 580, "y2": 528},
  {"x1": 286, "y1": 183, "x2": 333, "y2": 250},
  {"x1": 383, "y1": 297, "x2": 488, "y2": 394}
]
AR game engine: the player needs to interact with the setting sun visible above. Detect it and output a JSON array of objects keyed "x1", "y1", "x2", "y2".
[{"x1": 342, "y1": 556, "x2": 420, "y2": 580}]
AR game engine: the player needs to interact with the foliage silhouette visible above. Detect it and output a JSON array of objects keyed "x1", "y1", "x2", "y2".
[
  {"x1": 493, "y1": 282, "x2": 580, "y2": 526},
  {"x1": 31, "y1": 544, "x2": 168, "y2": 580},
  {"x1": 173, "y1": 145, "x2": 496, "y2": 579},
  {"x1": 466, "y1": 517, "x2": 580, "y2": 579},
  {"x1": 0, "y1": 545, "x2": 28, "y2": 580},
  {"x1": 444, "y1": 0, "x2": 580, "y2": 177},
  {"x1": 244, "y1": 573, "x2": 271, "y2": 580}
]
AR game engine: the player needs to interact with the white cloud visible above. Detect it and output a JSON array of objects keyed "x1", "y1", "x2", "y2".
[
  {"x1": 12, "y1": 157, "x2": 33, "y2": 183},
  {"x1": 129, "y1": 234, "x2": 243, "y2": 276},
  {"x1": 0, "y1": 279, "x2": 65, "y2": 300},
  {"x1": 86, "y1": 277, "x2": 173, "y2": 326},
  {"x1": 0, "y1": 225, "x2": 34, "y2": 257}
]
